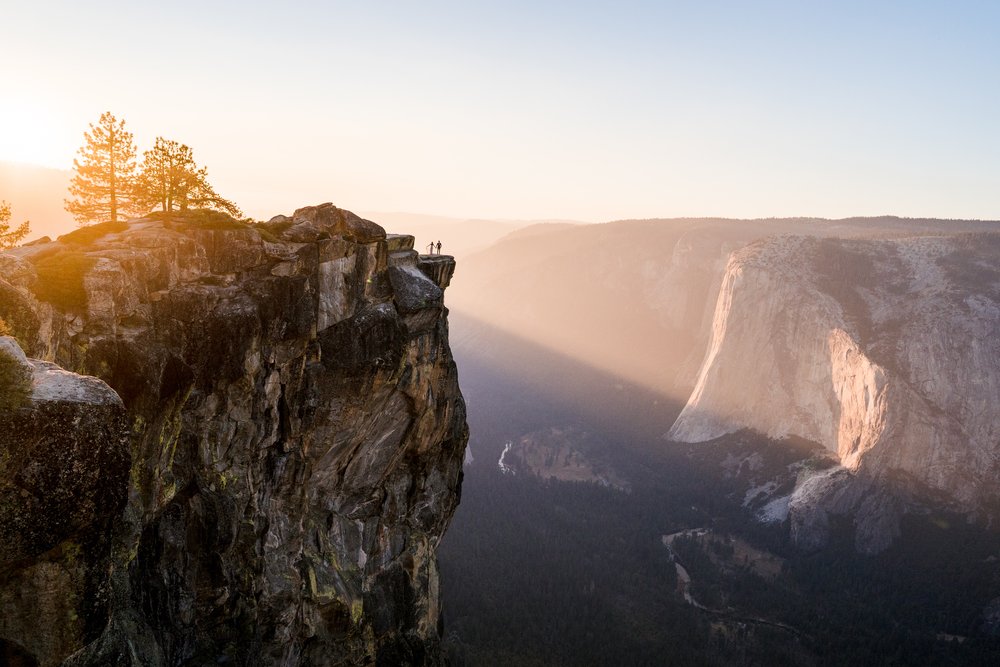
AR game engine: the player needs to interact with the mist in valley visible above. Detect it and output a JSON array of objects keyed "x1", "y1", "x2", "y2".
[
  {"x1": 4, "y1": 3, "x2": 1000, "y2": 665},
  {"x1": 437, "y1": 216, "x2": 1000, "y2": 665}
]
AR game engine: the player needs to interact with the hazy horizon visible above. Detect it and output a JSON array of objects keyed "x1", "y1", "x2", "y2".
[
  {"x1": 5, "y1": 4, "x2": 1000, "y2": 666},
  {"x1": 3, "y1": 2, "x2": 1000, "y2": 222}
]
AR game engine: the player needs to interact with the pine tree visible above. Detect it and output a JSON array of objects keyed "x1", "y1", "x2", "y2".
[
  {"x1": 136, "y1": 138, "x2": 242, "y2": 218},
  {"x1": 65, "y1": 112, "x2": 140, "y2": 226},
  {"x1": 0, "y1": 200, "x2": 30, "y2": 249}
]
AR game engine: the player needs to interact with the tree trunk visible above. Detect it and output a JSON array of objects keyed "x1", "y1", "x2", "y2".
[{"x1": 110, "y1": 128, "x2": 118, "y2": 224}]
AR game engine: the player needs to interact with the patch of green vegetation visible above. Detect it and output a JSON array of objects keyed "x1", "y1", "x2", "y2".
[
  {"x1": 58, "y1": 220, "x2": 129, "y2": 246},
  {"x1": 254, "y1": 227, "x2": 278, "y2": 243},
  {"x1": 0, "y1": 346, "x2": 31, "y2": 410},
  {"x1": 254, "y1": 218, "x2": 294, "y2": 243},
  {"x1": 150, "y1": 208, "x2": 251, "y2": 231},
  {"x1": 30, "y1": 250, "x2": 96, "y2": 312}
]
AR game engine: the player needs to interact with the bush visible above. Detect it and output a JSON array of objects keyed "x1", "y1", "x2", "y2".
[
  {"x1": 149, "y1": 208, "x2": 250, "y2": 231},
  {"x1": 30, "y1": 251, "x2": 96, "y2": 312},
  {"x1": 0, "y1": 347, "x2": 31, "y2": 411},
  {"x1": 254, "y1": 220, "x2": 292, "y2": 243},
  {"x1": 58, "y1": 220, "x2": 129, "y2": 246}
]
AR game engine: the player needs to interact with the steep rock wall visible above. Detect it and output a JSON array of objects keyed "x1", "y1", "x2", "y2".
[
  {"x1": 669, "y1": 234, "x2": 1000, "y2": 535},
  {"x1": 0, "y1": 204, "x2": 468, "y2": 666}
]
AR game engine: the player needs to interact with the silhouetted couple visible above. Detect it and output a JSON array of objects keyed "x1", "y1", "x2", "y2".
[{"x1": 426, "y1": 240, "x2": 443, "y2": 255}]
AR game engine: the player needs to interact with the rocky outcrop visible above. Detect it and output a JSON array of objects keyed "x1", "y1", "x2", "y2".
[
  {"x1": 497, "y1": 426, "x2": 629, "y2": 491},
  {"x1": 0, "y1": 336, "x2": 129, "y2": 667},
  {"x1": 0, "y1": 204, "x2": 468, "y2": 665},
  {"x1": 668, "y1": 234, "x2": 1000, "y2": 550}
]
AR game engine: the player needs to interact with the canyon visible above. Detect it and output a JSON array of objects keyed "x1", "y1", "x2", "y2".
[{"x1": 450, "y1": 216, "x2": 1000, "y2": 553}]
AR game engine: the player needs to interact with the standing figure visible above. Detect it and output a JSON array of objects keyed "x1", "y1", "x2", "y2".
[
  {"x1": 436, "y1": 240, "x2": 442, "y2": 254},
  {"x1": 427, "y1": 241, "x2": 435, "y2": 254}
]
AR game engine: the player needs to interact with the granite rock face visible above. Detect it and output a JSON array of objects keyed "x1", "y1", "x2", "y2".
[
  {"x1": 0, "y1": 205, "x2": 468, "y2": 665},
  {"x1": 0, "y1": 336, "x2": 129, "y2": 667},
  {"x1": 668, "y1": 234, "x2": 1000, "y2": 551}
]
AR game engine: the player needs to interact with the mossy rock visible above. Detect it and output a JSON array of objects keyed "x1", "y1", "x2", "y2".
[
  {"x1": 58, "y1": 221, "x2": 129, "y2": 246},
  {"x1": 150, "y1": 209, "x2": 250, "y2": 231},
  {"x1": 0, "y1": 284, "x2": 41, "y2": 354},
  {"x1": 29, "y1": 251, "x2": 96, "y2": 313},
  {"x1": 0, "y1": 346, "x2": 31, "y2": 411},
  {"x1": 255, "y1": 218, "x2": 294, "y2": 243}
]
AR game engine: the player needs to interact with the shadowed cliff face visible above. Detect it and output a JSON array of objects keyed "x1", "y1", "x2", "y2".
[{"x1": 0, "y1": 204, "x2": 468, "y2": 666}]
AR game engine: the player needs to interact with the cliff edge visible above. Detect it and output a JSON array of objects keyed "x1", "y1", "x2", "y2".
[{"x1": 0, "y1": 204, "x2": 468, "y2": 665}]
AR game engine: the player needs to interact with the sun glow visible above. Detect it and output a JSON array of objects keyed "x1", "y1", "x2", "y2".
[{"x1": 0, "y1": 105, "x2": 74, "y2": 170}]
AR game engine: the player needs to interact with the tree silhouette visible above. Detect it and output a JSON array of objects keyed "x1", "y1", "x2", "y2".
[
  {"x1": 65, "y1": 112, "x2": 141, "y2": 226},
  {"x1": 0, "y1": 200, "x2": 30, "y2": 249},
  {"x1": 136, "y1": 138, "x2": 242, "y2": 218}
]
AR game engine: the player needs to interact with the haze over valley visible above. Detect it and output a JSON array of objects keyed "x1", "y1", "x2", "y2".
[
  {"x1": 439, "y1": 214, "x2": 1000, "y2": 663},
  {"x1": 4, "y1": 2, "x2": 1000, "y2": 666}
]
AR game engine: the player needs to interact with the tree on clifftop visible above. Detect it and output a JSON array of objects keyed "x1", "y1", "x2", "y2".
[
  {"x1": 65, "y1": 112, "x2": 141, "y2": 226},
  {"x1": 0, "y1": 200, "x2": 30, "y2": 249},
  {"x1": 135, "y1": 138, "x2": 242, "y2": 218}
]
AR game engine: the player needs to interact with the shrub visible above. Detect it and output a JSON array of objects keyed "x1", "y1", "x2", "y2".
[
  {"x1": 254, "y1": 218, "x2": 294, "y2": 243},
  {"x1": 0, "y1": 347, "x2": 31, "y2": 411},
  {"x1": 149, "y1": 208, "x2": 250, "y2": 231},
  {"x1": 30, "y1": 251, "x2": 96, "y2": 312},
  {"x1": 58, "y1": 220, "x2": 129, "y2": 246}
]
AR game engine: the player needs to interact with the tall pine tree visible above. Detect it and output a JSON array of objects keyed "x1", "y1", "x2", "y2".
[
  {"x1": 65, "y1": 112, "x2": 140, "y2": 226},
  {"x1": 136, "y1": 137, "x2": 242, "y2": 218}
]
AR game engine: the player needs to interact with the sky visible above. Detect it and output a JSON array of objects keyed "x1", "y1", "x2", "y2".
[{"x1": 2, "y1": 1, "x2": 999, "y2": 221}]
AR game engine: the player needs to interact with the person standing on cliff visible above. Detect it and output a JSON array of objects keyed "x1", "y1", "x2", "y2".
[
  {"x1": 427, "y1": 241, "x2": 435, "y2": 254},
  {"x1": 436, "y1": 240, "x2": 442, "y2": 254}
]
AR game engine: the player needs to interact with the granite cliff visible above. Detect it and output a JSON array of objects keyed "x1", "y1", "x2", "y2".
[
  {"x1": 450, "y1": 216, "x2": 1000, "y2": 399},
  {"x1": 669, "y1": 233, "x2": 1000, "y2": 551},
  {"x1": 0, "y1": 204, "x2": 468, "y2": 665},
  {"x1": 449, "y1": 217, "x2": 1000, "y2": 553}
]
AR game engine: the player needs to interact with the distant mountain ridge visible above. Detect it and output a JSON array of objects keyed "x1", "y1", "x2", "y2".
[{"x1": 361, "y1": 211, "x2": 586, "y2": 258}]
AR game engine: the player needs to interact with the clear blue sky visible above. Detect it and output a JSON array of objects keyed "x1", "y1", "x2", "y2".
[{"x1": 2, "y1": 1, "x2": 999, "y2": 220}]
